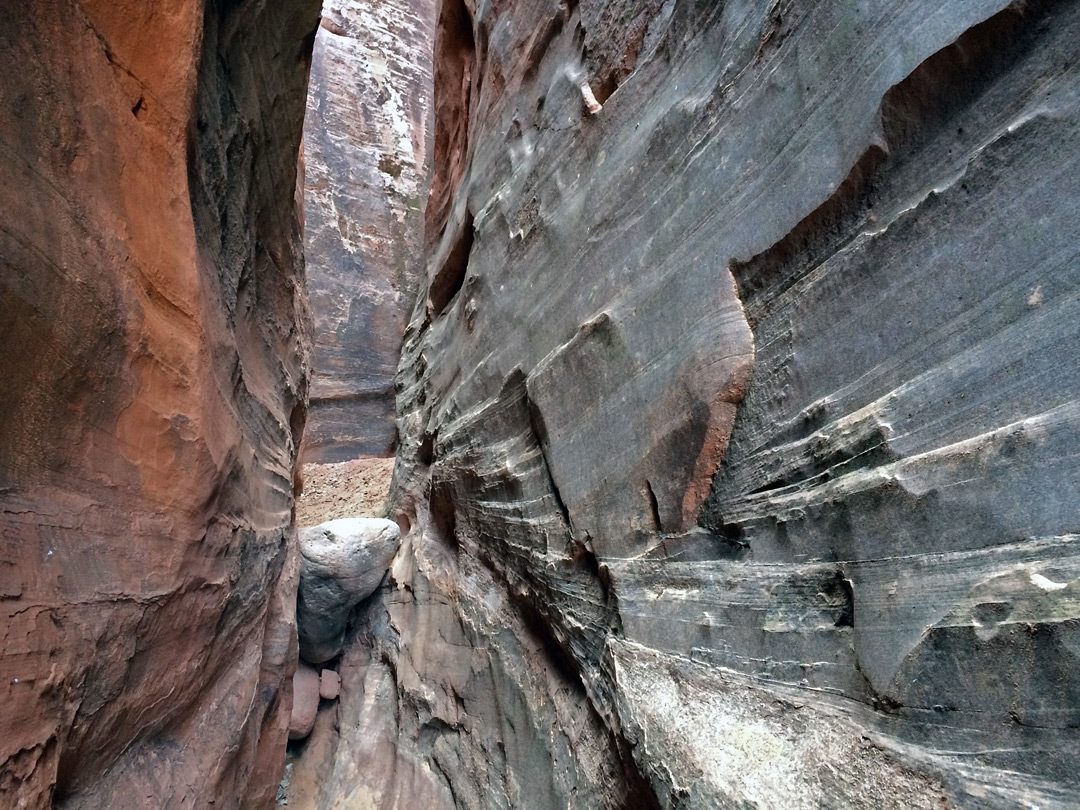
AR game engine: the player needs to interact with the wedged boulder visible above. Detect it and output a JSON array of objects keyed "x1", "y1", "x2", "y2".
[
  {"x1": 289, "y1": 662, "x2": 321, "y2": 742},
  {"x1": 297, "y1": 518, "x2": 400, "y2": 663},
  {"x1": 319, "y1": 669, "x2": 341, "y2": 701}
]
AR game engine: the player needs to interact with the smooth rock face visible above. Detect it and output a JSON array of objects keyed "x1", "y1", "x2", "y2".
[
  {"x1": 0, "y1": 0, "x2": 319, "y2": 807},
  {"x1": 301, "y1": 0, "x2": 436, "y2": 462},
  {"x1": 319, "y1": 669, "x2": 341, "y2": 701},
  {"x1": 290, "y1": 663, "x2": 322, "y2": 741},
  {"x1": 313, "y1": 0, "x2": 1080, "y2": 808},
  {"x1": 297, "y1": 518, "x2": 401, "y2": 663}
]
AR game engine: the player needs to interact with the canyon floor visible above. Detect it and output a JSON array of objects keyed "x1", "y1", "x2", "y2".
[{"x1": 295, "y1": 457, "x2": 396, "y2": 526}]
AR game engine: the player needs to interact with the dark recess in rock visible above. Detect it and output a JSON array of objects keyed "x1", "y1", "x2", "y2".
[
  {"x1": 426, "y1": 0, "x2": 474, "y2": 252},
  {"x1": 428, "y1": 210, "x2": 475, "y2": 317}
]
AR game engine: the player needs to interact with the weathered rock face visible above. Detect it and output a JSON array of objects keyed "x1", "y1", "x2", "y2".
[
  {"x1": 304, "y1": 0, "x2": 1080, "y2": 807},
  {"x1": 0, "y1": 0, "x2": 319, "y2": 807},
  {"x1": 301, "y1": 0, "x2": 436, "y2": 462}
]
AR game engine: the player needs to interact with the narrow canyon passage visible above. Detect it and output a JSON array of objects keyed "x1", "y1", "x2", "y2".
[{"x1": 2, "y1": 1, "x2": 1080, "y2": 809}]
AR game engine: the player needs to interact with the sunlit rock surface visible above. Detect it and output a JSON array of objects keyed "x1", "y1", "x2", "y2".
[
  {"x1": 310, "y1": 0, "x2": 1080, "y2": 807},
  {"x1": 301, "y1": 0, "x2": 436, "y2": 462},
  {"x1": 0, "y1": 0, "x2": 319, "y2": 806}
]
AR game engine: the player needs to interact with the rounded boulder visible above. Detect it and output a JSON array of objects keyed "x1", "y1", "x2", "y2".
[{"x1": 297, "y1": 517, "x2": 400, "y2": 664}]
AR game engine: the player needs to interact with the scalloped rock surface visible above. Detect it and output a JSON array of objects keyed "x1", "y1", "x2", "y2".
[{"x1": 301, "y1": 0, "x2": 1080, "y2": 808}]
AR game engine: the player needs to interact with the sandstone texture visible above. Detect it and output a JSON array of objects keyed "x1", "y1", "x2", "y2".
[
  {"x1": 301, "y1": 0, "x2": 436, "y2": 462},
  {"x1": 0, "y1": 0, "x2": 319, "y2": 807},
  {"x1": 297, "y1": 518, "x2": 400, "y2": 663},
  {"x1": 302, "y1": 0, "x2": 1080, "y2": 808},
  {"x1": 290, "y1": 663, "x2": 323, "y2": 742},
  {"x1": 319, "y1": 668, "x2": 342, "y2": 700}
]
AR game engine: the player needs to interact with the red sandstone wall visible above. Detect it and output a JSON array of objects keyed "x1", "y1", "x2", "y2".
[{"x1": 0, "y1": 1, "x2": 320, "y2": 806}]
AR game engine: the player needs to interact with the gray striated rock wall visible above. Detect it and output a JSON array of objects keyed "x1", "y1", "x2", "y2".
[
  {"x1": 301, "y1": 0, "x2": 436, "y2": 462},
  {"x1": 304, "y1": 0, "x2": 1080, "y2": 807}
]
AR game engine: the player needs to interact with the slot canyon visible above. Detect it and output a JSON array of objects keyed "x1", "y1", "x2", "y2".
[{"x1": 2, "y1": 0, "x2": 1079, "y2": 808}]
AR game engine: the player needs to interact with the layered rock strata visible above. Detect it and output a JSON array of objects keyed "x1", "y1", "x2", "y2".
[
  {"x1": 301, "y1": 0, "x2": 436, "y2": 462},
  {"x1": 0, "y1": 0, "x2": 319, "y2": 806},
  {"x1": 304, "y1": 0, "x2": 1080, "y2": 807}
]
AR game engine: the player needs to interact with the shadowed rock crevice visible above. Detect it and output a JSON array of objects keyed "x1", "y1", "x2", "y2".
[
  {"x1": 523, "y1": 377, "x2": 574, "y2": 534},
  {"x1": 643, "y1": 481, "x2": 662, "y2": 533},
  {"x1": 434, "y1": 473, "x2": 661, "y2": 810},
  {"x1": 426, "y1": 0, "x2": 475, "y2": 252},
  {"x1": 428, "y1": 210, "x2": 475, "y2": 318}
]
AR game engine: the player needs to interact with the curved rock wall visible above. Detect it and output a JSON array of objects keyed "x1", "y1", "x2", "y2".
[
  {"x1": 0, "y1": 0, "x2": 319, "y2": 806},
  {"x1": 301, "y1": 0, "x2": 435, "y2": 462},
  {"x1": 315, "y1": 0, "x2": 1080, "y2": 807}
]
